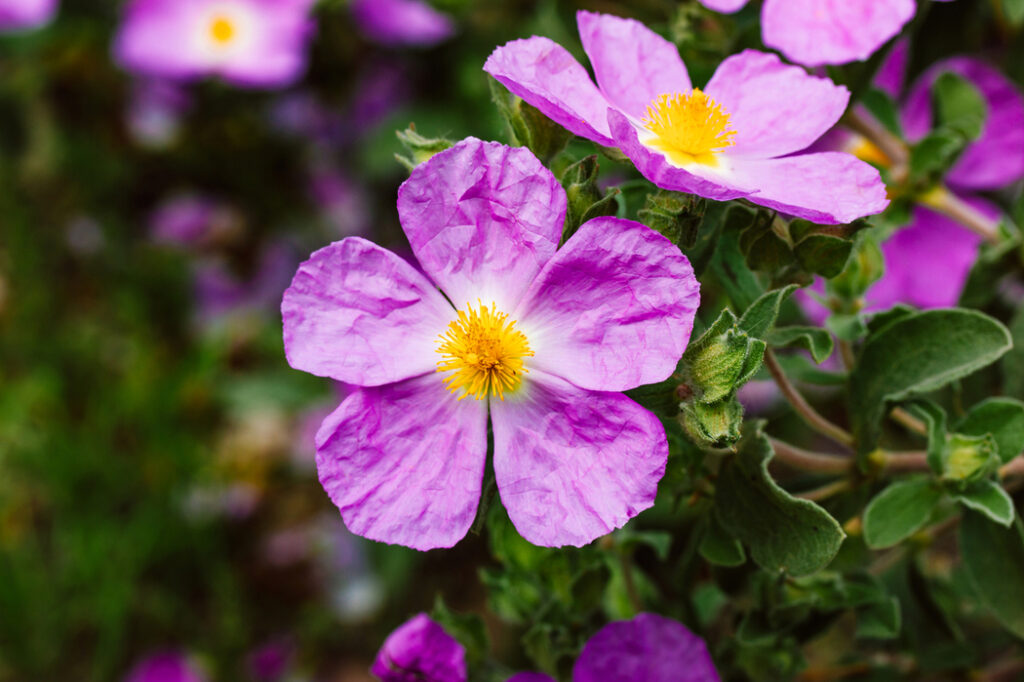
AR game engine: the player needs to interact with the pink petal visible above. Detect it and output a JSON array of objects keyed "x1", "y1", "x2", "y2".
[
  {"x1": 762, "y1": 0, "x2": 916, "y2": 67},
  {"x1": 371, "y1": 614, "x2": 467, "y2": 682},
  {"x1": 573, "y1": 613, "x2": 720, "y2": 682},
  {"x1": 515, "y1": 217, "x2": 699, "y2": 392},
  {"x1": 316, "y1": 375, "x2": 488, "y2": 551},
  {"x1": 484, "y1": 37, "x2": 616, "y2": 145},
  {"x1": 491, "y1": 373, "x2": 667, "y2": 547},
  {"x1": 576, "y1": 11, "x2": 691, "y2": 120},
  {"x1": 727, "y1": 152, "x2": 889, "y2": 224},
  {"x1": 281, "y1": 237, "x2": 453, "y2": 387},
  {"x1": 507, "y1": 675, "x2": 556, "y2": 682},
  {"x1": 697, "y1": 0, "x2": 749, "y2": 12},
  {"x1": 396, "y1": 138, "x2": 566, "y2": 312},
  {"x1": 902, "y1": 58, "x2": 1024, "y2": 191},
  {"x1": 608, "y1": 108, "x2": 753, "y2": 202},
  {"x1": 705, "y1": 50, "x2": 850, "y2": 159}
]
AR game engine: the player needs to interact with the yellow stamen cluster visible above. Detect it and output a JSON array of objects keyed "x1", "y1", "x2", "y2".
[
  {"x1": 642, "y1": 88, "x2": 736, "y2": 166},
  {"x1": 436, "y1": 301, "x2": 534, "y2": 401},
  {"x1": 209, "y1": 16, "x2": 236, "y2": 45}
]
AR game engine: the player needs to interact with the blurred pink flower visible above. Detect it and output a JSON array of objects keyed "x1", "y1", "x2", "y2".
[
  {"x1": 124, "y1": 652, "x2": 205, "y2": 682},
  {"x1": 351, "y1": 0, "x2": 454, "y2": 48},
  {"x1": 0, "y1": 0, "x2": 57, "y2": 31}
]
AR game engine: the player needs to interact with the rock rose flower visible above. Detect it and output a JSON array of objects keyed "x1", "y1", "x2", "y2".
[
  {"x1": 373, "y1": 612, "x2": 719, "y2": 682},
  {"x1": 485, "y1": 11, "x2": 888, "y2": 225},
  {"x1": 0, "y1": 0, "x2": 57, "y2": 31},
  {"x1": 113, "y1": 0, "x2": 316, "y2": 88},
  {"x1": 124, "y1": 652, "x2": 206, "y2": 682},
  {"x1": 350, "y1": 0, "x2": 454, "y2": 48},
  {"x1": 282, "y1": 138, "x2": 699, "y2": 550}
]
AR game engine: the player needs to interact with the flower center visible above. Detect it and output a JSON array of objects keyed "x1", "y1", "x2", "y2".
[
  {"x1": 436, "y1": 301, "x2": 534, "y2": 401},
  {"x1": 208, "y1": 15, "x2": 236, "y2": 45},
  {"x1": 642, "y1": 89, "x2": 736, "y2": 166}
]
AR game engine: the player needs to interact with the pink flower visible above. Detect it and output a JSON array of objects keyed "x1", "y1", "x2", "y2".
[
  {"x1": 113, "y1": 0, "x2": 316, "y2": 88},
  {"x1": 350, "y1": 0, "x2": 454, "y2": 48},
  {"x1": 485, "y1": 12, "x2": 887, "y2": 225},
  {"x1": 0, "y1": 0, "x2": 56, "y2": 31},
  {"x1": 282, "y1": 138, "x2": 700, "y2": 550},
  {"x1": 124, "y1": 652, "x2": 205, "y2": 682},
  {"x1": 372, "y1": 614, "x2": 466, "y2": 682}
]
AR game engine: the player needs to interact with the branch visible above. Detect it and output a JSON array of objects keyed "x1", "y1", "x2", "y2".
[
  {"x1": 1000, "y1": 455, "x2": 1024, "y2": 479},
  {"x1": 889, "y1": 407, "x2": 928, "y2": 436},
  {"x1": 919, "y1": 186, "x2": 1001, "y2": 245},
  {"x1": 768, "y1": 437, "x2": 852, "y2": 475},
  {"x1": 795, "y1": 478, "x2": 851, "y2": 502},
  {"x1": 764, "y1": 350, "x2": 855, "y2": 448}
]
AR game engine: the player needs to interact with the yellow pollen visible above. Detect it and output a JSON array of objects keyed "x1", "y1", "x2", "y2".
[
  {"x1": 436, "y1": 301, "x2": 534, "y2": 401},
  {"x1": 642, "y1": 88, "x2": 736, "y2": 166},
  {"x1": 209, "y1": 16, "x2": 236, "y2": 45}
]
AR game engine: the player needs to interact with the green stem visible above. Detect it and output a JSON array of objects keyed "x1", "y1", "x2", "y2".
[{"x1": 765, "y1": 350, "x2": 855, "y2": 448}]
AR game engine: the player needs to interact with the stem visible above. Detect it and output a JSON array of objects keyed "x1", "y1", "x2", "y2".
[
  {"x1": 765, "y1": 350, "x2": 855, "y2": 448},
  {"x1": 1000, "y1": 455, "x2": 1024, "y2": 479},
  {"x1": 795, "y1": 478, "x2": 850, "y2": 502},
  {"x1": 890, "y1": 407, "x2": 928, "y2": 436},
  {"x1": 768, "y1": 437, "x2": 852, "y2": 474},
  {"x1": 619, "y1": 551, "x2": 642, "y2": 614},
  {"x1": 919, "y1": 186, "x2": 1001, "y2": 245},
  {"x1": 880, "y1": 450, "x2": 930, "y2": 472}
]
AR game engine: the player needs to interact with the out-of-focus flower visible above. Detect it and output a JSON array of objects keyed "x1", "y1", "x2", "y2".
[
  {"x1": 282, "y1": 138, "x2": 699, "y2": 550},
  {"x1": 113, "y1": 0, "x2": 316, "y2": 88},
  {"x1": 371, "y1": 614, "x2": 466, "y2": 682},
  {"x1": 268, "y1": 92, "x2": 343, "y2": 145},
  {"x1": 127, "y1": 80, "x2": 191, "y2": 148},
  {"x1": 247, "y1": 637, "x2": 293, "y2": 682},
  {"x1": 149, "y1": 193, "x2": 241, "y2": 248},
  {"x1": 485, "y1": 12, "x2": 887, "y2": 224},
  {"x1": 0, "y1": 0, "x2": 57, "y2": 32},
  {"x1": 124, "y1": 652, "x2": 205, "y2": 682},
  {"x1": 194, "y1": 241, "x2": 296, "y2": 323},
  {"x1": 380, "y1": 613, "x2": 719, "y2": 682},
  {"x1": 697, "y1": 0, "x2": 953, "y2": 67},
  {"x1": 307, "y1": 164, "x2": 370, "y2": 238},
  {"x1": 351, "y1": 0, "x2": 454, "y2": 48},
  {"x1": 345, "y1": 60, "x2": 412, "y2": 136}
]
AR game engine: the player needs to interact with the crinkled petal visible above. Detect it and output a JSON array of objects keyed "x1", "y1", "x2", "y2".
[
  {"x1": 726, "y1": 152, "x2": 889, "y2": 224},
  {"x1": 282, "y1": 237, "x2": 453, "y2": 387},
  {"x1": 609, "y1": 108, "x2": 752, "y2": 202},
  {"x1": 317, "y1": 375, "x2": 487, "y2": 551},
  {"x1": 371, "y1": 614, "x2": 467, "y2": 682},
  {"x1": 515, "y1": 217, "x2": 699, "y2": 392},
  {"x1": 396, "y1": 138, "x2": 567, "y2": 312},
  {"x1": 697, "y1": 0, "x2": 749, "y2": 13},
  {"x1": 762, "y1": 0, "x2": 915, "y2": 67},
  {"x1": 484, "y1": 38, "x2": 615, "y2": 145},
  {"x1": 491, "y1": 373, "x2": 666, "y2": 547},
  {"x1": 902, "y1": 58, "x2": 1024, "y2": 191},
  {"x1": 573, "y1": 613, "x2": 720, "y2": 682},
  {"x1": 704, "y1": 50, "x2": 849, "y2": 159},
  {"x1": 576, "y1": 11, "x2": 691, "y2": 120}
]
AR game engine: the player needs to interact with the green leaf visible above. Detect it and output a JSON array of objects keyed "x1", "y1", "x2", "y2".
[
  {"x1": 849, "y1": 309, "x2": 1012, "y2": 455},
  {"x1": 394, "y1": 125, "x2": 455, "y2": 171},
  {"x1": 708, "y1": 205, "x2": 763, "y2": 310},
  {"x1": 826, "y1": 312, "x2": 868, "y2": 342},
  {"x1": 1006, "y1": 0, "x2": 1024, "y2": 25},
  {"x1": 906, "y1": 399, "x2": 948, "y2": 474},
  {"x1": 738, "y1": 284, "x2": 799, "y2": 339},
  {"x1": 739, "y1": 213, "x2": 796, "y2": 273},
  {"x1": 860, "y1": 88, "x2": 903, "y2": 137},
  {"x1": 681, "y1": 396, "x2": 744, "y2": 448},
  {"x1": 954, "y1": 480, "x2": 1015, "y2": 526},
  {"x1": 699, "y1": 517, "x2": 746, "y2": 567},
  {"x1": 957, "y1": 398, "x2": 1024, "y2": 464},
  {"x1": 431, "y1": 597, "x2": 490, "y2": 664},
  {"x1": 856, "y1": 597, "x2": 902, "y2": 639},
  {"x1": 614, "y1": 529, "x2": 673, "y2": 561},
  {"x1": 908, "y1": 129, "x2": 965, "y2": 183},
  {"x1": 767, "y1": 326, "x2": 834, "y2": 364},
  {"x1": 714, "y1": 425, "x2": 845, "y2": 576},
  {"x1": 1005, "y1": 305, "x2": 1024, "y2": 400},
  {"x1": 932, "y1": 72, "x2": 987, "y2": 141},
  {"x1": 560, "y1": 155, "x2": 619, "y2": 242},
  {"x1": 862, "y1": 478, "x2": 943, "y2": 549},
  {"x1": 960, "y1": 511, "x2": 1024, "y2": 638}
]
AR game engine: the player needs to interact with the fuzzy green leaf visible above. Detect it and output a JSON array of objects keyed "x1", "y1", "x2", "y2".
[
  {"x1": 956, "y1": 398, "x2": 1024, "y2": 464},
  {"x1": 767, "y1": 326, "x2": 834, "y2": 364},
  {"x1": 960, "y1": 510, "x2": 1024, "y2": 638},
  {"x1": 862, "y1": 478, "x2": 943, "y2": 549},
  {"x1": 955, "y1": 480, "x2": 1015, "y2": 526}
]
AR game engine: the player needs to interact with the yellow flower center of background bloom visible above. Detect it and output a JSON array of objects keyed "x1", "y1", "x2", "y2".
[
  {"x1": 436, "y1": 301, "x2": 534, "y2": 401},
  {"x1": 849, "y1": 137, "x2": 890, "y2": 167},
  {"x1": 209, "y1": 16, "x2": 236, "y2": 45},
  {"x1": 642, "y1": 89, "x2": 736, "y2": 166}
]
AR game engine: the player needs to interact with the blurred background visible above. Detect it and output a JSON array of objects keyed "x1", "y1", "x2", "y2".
[{"x1": 1, "y1": 1, "x2": 1021, "y2": 680}]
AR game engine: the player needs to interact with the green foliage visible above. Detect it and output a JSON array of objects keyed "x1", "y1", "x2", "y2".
[
  {"x1": 953, "y1": 480, "x2": 1015, "y2": 526},
  {"x1": 489, "y1": 79, "x2": 572, "y2": 163},
  {"x1": 957, "y1": 398, "x2": 1024, "y2": 464},
  {"x1": 637, "y1": 189, "x2": 706, "y2": 248},
  {"x1": 394, "y1": 125, "x2": 455, "y2": 170},
  {"x1": 960, "y1": 511, "x2": 1024, "y2": 638},
  {"x1": 849, "y1": 309, "x2": 1012, "y2": 455},
  {"x1": 559, "y1": 155, "x2": 619, "y2": 242},
  {"x1": 766, "y1": 327, "x2": 834, "y2": 364},
  {"x1": 863, "y1": 478, "x2": 943, "y2": 549},
  {"x1": 714, "y1": 425, "x2": 846, "y2": 576}
]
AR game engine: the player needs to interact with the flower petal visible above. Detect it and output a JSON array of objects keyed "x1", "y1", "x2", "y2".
[
  {"x1": 608, "y1": 108, "x2": 753, "y2": 202},
  {"x1": 397, "y1": 138, "x2": 566, "y2": 312},
  {"x1": 491, "y1": 373, "x2": 666, "y2": 547},
  {"x1": 727, "y1": 152, "x2": 889, "y2": 224},
  {"x1": 316, "y1": 374, "x2": 488, "y2": 551},
  {"x1": 576, "y1": 11, "x2": 691, "y2": 119},
  {"x1": 697, "y1": 0, "x2": 749, "y2": 13},
  {"x1": 902, "y1": 58, "x2": 1024, "y2": 191},
  {"x1": 704, "y1": 50, "x2": 849, "y2": 159},
  {"x1": 282, "y1": 237, "x2": 452, "y2": 387},
  {"x1": 484, "y1": 37, "x2": 615, "y2": 145},
  {"x1": 573, "y1": 613, "x2": 721, "y2": 682},
  {"x1": 761, "y1": 0, "x2": 915, "y2": 67},
  {"x1": 371, "y1": 614, "x2": 467, "y2": 682},
  {"x1": 515, "y1": 217, "x2": 699, "y2": 392},
  {"x1": 507, "y1": 675, "x2": 556, "y2": 682}
]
